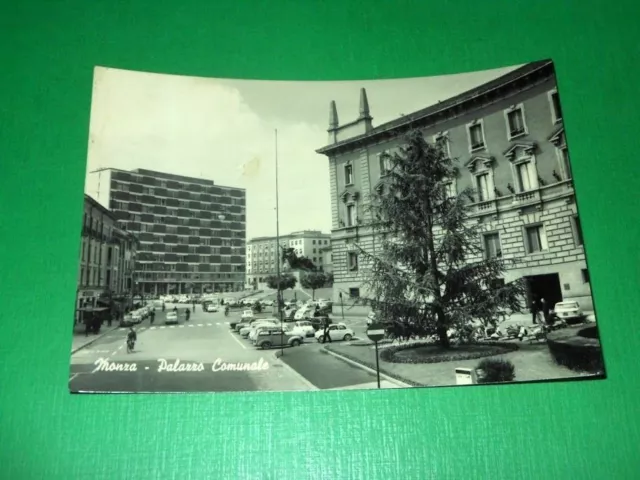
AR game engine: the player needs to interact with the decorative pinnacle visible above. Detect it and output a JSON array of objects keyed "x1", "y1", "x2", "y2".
[
  {"x1": 359, "y1": 88, "x2": 371, "y2": 118},
  {"x1": 329, "y1": 101, "x2": 339, "y2": 129}
]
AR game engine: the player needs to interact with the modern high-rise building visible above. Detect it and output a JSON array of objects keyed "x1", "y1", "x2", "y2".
[
  {"x1": 246, "y1": 230, "x2": 331, "y2": 287},
  {"x1": 94, "y1": 168, "x2": 246, "y2": 295},
  {"x1": 316, "y1": 60, "x2": 592, "y2": 315}
]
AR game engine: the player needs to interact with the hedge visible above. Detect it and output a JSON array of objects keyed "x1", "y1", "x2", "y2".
[
  {"x1": 379, "y1": 341, "x2": 520, "y2": 365},
  {"x1": 547, "y1": 325, "x2": 604, "y2": 374}
]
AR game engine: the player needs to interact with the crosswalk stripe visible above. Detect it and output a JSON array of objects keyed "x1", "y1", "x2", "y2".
[
  {"x1": 149, "y1": 327, "x2": 156, "y2": 330},
  {"x1": 160, "y1": 326, "x2": 165, "y2": 329},
  {"x1": 178, "y1": 325, "x2": 184, "y2": 328},
  {"x1": 169, "y1": 326, "x2": 175, "y2": 329},
  {"x1": 197, "y1": 324, "x2": 203, "y2": 327},
  {"x1": 207, "y1": 323, "x2": 212, "y2": 326},
  {"x1": 224, "y1": 322, "x2": 230, "y2": 325},
  {"x1": 216, "y1": 323, "x2": 221, "y2": 326},
  {"x1": 188, "y1": 325, "x2": 194, "y2": 327}
]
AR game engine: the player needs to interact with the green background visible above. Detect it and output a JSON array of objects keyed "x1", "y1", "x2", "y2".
[{"x1": 1, "y1": 1, "x2": 638, "y2": 478}]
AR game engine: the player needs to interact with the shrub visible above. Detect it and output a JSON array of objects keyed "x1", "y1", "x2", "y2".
[
  {"x1": 476, "y1": 358, "x2": 516, "y2": 384},
  {"x1": 379, "y1": 341, "x2": 519, "y2": 364},
  {"x1": 547, "y1": 326, "x2": 604, "y2": 374}
]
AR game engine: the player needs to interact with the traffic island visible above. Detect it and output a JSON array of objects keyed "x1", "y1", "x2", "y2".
[{"x1": 379, "y1": 341, "x2": 520, "y2": 365}]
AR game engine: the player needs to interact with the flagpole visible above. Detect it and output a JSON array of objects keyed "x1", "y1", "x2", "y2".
[{"x1": 275, "y1": 129, "x2": 285, "y2": 356}]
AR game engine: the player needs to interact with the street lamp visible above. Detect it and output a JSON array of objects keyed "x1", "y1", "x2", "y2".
[
  {"x1": 273, "y1": 130, "x2": 286, "y2": 357},
  {"x1": 218, "y1": 214, "x2": 226, "y2": 293}
]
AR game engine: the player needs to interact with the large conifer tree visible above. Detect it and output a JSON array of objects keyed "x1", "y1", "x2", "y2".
[{"x1": 359, "y1": 130, "x2": 525, "y2": 348}]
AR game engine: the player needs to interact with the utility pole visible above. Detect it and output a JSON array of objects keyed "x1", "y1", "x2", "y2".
[{"x1": 274, "y1": 129, "x2": 285, "y2": 356}]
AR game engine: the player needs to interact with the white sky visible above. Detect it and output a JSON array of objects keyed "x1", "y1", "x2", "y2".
[{"x1": 84, "y1": 62, "x2": 522, "y2": 239}]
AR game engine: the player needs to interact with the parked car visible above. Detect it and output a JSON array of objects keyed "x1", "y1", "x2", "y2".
[
  {"x1": 249, "y1": 323, "x2": 281, "y2": 341},
  {"x1": 315, "y1": 323, "x2": 354, "y2": 343},
  {"x1": 253, "y1": 328, "x2": 304, "y2": 349},
  {"x1": 241, "y1": 310, "x2": 254, "y2": 321},
  {"x1": 294, "y1": 306, "x2": 316, "y2": 320},
  {"x1": 261, "y1": 299, "x2": 274, "y2": 307},
  {"x1": 165, "y1": 311, "x2": 179, "y2": 325},
  {"x1": 289, "y1": 320, "x2": 315, "y2": 338},
  {"x1": 552, "y1": 301, "x2": 584, "y2": 322},
  {"x1": 241, "y1": 321, "x2": 278, "y2": 339},
  {"x1": 205, "y1": 303, "x2": 219, "y2": 313}
]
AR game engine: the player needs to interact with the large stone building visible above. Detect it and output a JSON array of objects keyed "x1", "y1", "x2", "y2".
[
  {"x1": 76, "y1": 194, "x2": 138, "y2": 320},
  {"x1": 246, "y1": 230, "x2": 331, "y2": 287},
  {"x1": 316, "y1": 60, "x2": 592, "y2": 315},
  {"x1": 95, "y1": 168, "x2": 246, "y2": 294}
]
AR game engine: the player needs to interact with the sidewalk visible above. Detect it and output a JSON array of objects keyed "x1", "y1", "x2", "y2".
[{"x1": 70, "y1": 323, "x2": 120, "y2": 354}]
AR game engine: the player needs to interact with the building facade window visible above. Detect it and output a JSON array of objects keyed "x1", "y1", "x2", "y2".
[
  {"x1": 467, "y1": 120, "x2": 486, "y2": 152},
  {"x1": 378, "y1": 151, "x2": 392, "y2": 176},
  {"x1": 476, "y1": 173, "x2": 490, "y2": 201},
  {"x1": 349, "y1": 287, "x2": 360, "y2": 298},
  {"x1": 346, "y1": 204, "x2": 357, "y2": 226},
  {"x1": 581, "y1": 268, "x2": 590, "y2": 284},
  {"x1": 504, "y1": 104, "x2": 528, "y2": 139},
  {"x1": 434, "y1": 132, "x2": 451, "y2": 158},
  {"x1": 548, "y1": 89, "x2": 563, "y2": 124},
  {"x1": 443, "y1": 180, "x2": 456, "y2": 198},
  {"x1": 483, "y1": 233, "x2": 502, "y2": 259},
  {"x1": 508, "y1": 153, "x2": 540, "y2": 193},
  {"x1": 347, "y1": 252, "x2": 358, "y2": 271},
  {"x1": 571, "y1": 216, "x2": 584, "y2": 246},
  {"x1": 524, "y1": 224, "x2": 548, "y2": 254},
  {"x1": 344, "y1": 164, "x2": 353, "y2": 185}
]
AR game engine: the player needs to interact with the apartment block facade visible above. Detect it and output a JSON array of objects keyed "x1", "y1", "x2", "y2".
[
  {"x1": 95, "y1": 168, "x2": 246, "y2": 295},
  {"x1": 316, "y1": 60, "x2": 592, "y2": 315},
  {"x1": 77, "y1": 194, "x2": 138, "y2": 318},
  {"x1": 246, "y1": 230, "x2": 331, "y2": 287}
]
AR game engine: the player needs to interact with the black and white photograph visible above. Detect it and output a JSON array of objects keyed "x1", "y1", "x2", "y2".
[{"x1": 69, "y1": 59, "x2": 605, "y2": 393}]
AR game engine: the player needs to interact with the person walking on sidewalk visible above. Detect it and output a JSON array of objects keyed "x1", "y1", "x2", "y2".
[
  {"x1": 322, "y1": 317, "x2": 332, "y2": 343},
  {"x1": 185, "y1": 308, "x2": 191, "y2": 322},
  {"x1": 541, "y1": 298, "x2": 550, "y2": 326},
  {"x1": 531, "y1": 297, "x2": 541, "y2": 324},
  {"x1": 149, "y1": 309, "x2": 155, "y2": 325}
]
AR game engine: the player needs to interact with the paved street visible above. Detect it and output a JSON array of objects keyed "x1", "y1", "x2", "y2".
[{"x1": 68, "y1": 303, "x2": 394, "y2": 392}]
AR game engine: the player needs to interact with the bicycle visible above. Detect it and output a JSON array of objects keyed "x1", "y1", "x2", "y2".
[{"x1": 126, "y1": 338, "x2": 135, "y2": 353}]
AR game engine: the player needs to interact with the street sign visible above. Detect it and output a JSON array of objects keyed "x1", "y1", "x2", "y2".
[
  {"x1": 366, "y1": 323, "x2": 386, "y2": 343},
  {"x1": 455, "y1": 368, "x2": 477, "y2": 385}
]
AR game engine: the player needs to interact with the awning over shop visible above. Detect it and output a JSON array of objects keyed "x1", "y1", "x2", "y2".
[{"x1": 77, "y1": 307, "x2": 110, "y2": 313}]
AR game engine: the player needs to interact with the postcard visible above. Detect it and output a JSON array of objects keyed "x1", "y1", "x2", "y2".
[{"x1": 69, "y1": 59, "x2": 605, "y2": 393}]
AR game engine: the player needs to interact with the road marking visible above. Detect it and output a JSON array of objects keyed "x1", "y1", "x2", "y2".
[
  {"x1": 228, "y1": 330, "x2": 247, "y2": 350},
  {"x1": 145, "y1": 366, "x2": 149, "y2": 370},
  {"x1": 224, "y1": 322, "x2": 230, "y2": 325},
  {"x1": 159, "y1": 326, "x2": 165, "y2": 329},
  {"x1": 197, "y1": 324, "x2": 203, "y2": 327},
  {"x1": 69, "y1": 373, "x2": 79, "y2": 382},
  {"x1": 149, "y1": 327, "x2": 156, "y2": 330},
  {"x1": 207, "y1": 323, "x2": 212, "y2": 326},
  {"x1": 118, "y1": 345, "x2": 123, "y2": 350},
  {"x1": 188, "y1": 325, "x2": 194, "y2": 328},
  {"x1": 169, "y1": 326, "x2": 175, "y2": 329},
  {"x1": 178, "y1": 325, "x2": 184, "y2": 328}
]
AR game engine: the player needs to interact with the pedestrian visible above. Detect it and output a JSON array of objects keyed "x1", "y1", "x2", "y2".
[
  {"x1": 162, "y1": 302, "x2": 165, "y2": 312},
  {"x1": 185, "y1": 308, "x2": 191, "y2": 322},
  {"x1": 531, "y1": 296, "x2": 540, "y2": 324},
  {"x1": 150, "y1": 309, "x2": 155, "y2": 325},
  {"x1": 84, "y1": 317, "x2": 91, "y2": 337},
  {"x1": 322, "y1": 317, "x2": 332, "y2": 343},
  {"x1": 193, "y1": 301, "x2": 196, "y2": 312},
  {"x1": 107, "y1": 312, "x2": 113, "y2": 327},
  {"x1": 541, "y1": 298, "x2": 550, "y2": 326}
]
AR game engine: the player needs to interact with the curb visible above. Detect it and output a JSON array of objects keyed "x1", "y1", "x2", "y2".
[
  {"x1": 70, "y1": 325, "x2": 120, "y2": 355},
  {"x1": 322, "y1": 347, "x2": 415, "y2": 388},
  {"x1": 272, "y1": 350, "x2": 319, "y2": 390}
]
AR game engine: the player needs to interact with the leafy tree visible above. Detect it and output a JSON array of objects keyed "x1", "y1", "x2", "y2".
[
  {"x1": 282, "y1": 247, "x2": 317, "y2": 271},
  {"x1": 324, "y1": 272, "x2": 334, "y2": 287},
  {"x1": 358, "y1": 130, "x2": 525, "y2": 348},
  {"x1": 266, "y1": 273, "x2": 297, "y2": 291},
  {"x1": 300, "y1": 271, "x2": 327, "y2": 299}
]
